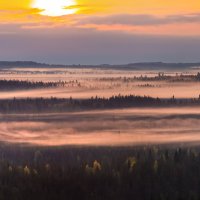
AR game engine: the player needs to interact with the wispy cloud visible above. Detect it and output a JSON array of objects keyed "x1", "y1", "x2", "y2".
[{"x1": 77, "y1": 13, "x2": 200, "y2": 26}]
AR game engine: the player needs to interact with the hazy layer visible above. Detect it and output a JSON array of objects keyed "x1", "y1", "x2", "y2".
[
  {"x1": 0, "y1": 107, "x2": 200, "y2": 146},
  {"x1": 0, "y1": 67, "x2": 199, "y2": 99},
  {"x1": 0, "y1": 67, "x2": 199, "y2": 146}
]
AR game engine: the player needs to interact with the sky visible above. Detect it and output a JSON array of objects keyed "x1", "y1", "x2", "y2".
[{"x1": 0, "y1": 0, "x2": 200, "y2": 64}]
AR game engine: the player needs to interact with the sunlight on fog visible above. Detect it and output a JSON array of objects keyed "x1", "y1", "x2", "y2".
[
  {"x1": 1, "y1": 107, "x2": 200, "y2": 146},
  {"x1": 0, "y1": 67, "x2": 200, "y2": 146}
]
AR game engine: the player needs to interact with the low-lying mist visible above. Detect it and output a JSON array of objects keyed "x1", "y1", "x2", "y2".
[
  {"x1": 0, "y1": 68, "x2": 200, "y2": 99},
  {"x1": 0, "y1": 82, "x2": 200, "y2": 99},
  {"x1": 0, "y1": 68, "x2": 199, "y2": 146},
  {"x1": 1, "y1": 107, "x2": 200, "y2": 146}
]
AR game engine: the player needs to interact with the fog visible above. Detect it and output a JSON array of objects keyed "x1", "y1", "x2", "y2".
[
  {"x1": 0, "y1": 67, "x2": 200, "y2": 99},
  {"x1": 0, "y1": 107, "x2": 200, "y2": 146},
  {"x1": 0, "y1": 67, "x2": 199, "y2": 146}
]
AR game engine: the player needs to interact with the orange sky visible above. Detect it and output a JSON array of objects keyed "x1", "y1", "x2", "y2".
[
  {"x1": 1, "y1": 0, "x2": 200, "y2": 14},
  {"x1": 0, "y1": 0, "x2": 200, "y2": 64},
  {"x1": 0, "y1": 0, "x2": 200, "y2": 35}
]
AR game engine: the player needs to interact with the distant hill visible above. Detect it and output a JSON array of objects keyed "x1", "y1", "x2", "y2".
[
  {"x1": 0, "y1": 61, "x2": 200, "y2": 70},
  {"x1": 123, "y1": 62, "x2": 200, "y2": 70},
  {"x1": 0, "y1": 61, "x2": 51, "y2": 68}
]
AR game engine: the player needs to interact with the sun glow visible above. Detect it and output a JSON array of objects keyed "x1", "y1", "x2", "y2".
[{"x1": 32, "y1": 0, "x2": 77, "y2": 16}]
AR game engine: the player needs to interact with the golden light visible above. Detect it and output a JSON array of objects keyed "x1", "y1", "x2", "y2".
[{"x1": 32, "y1": 0, "x2": 77, "y2": 16}]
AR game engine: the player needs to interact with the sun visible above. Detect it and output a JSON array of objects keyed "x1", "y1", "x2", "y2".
[{"x1": 32, "y1": 0, "x2": 77, "y2": 17}]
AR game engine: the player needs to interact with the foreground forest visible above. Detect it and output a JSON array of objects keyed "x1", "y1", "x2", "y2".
[{"x1": 0, "y1": 145, "x2": 200, "y2": 200}]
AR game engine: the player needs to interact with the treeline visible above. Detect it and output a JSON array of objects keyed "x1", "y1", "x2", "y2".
[
  {"x1": 1, "y1": 145, "x2": 200, "y2": 199},
  {"x1": 135, "y1": 72, "x2": 200, "y2": 82},
  {"x1": 0, "y1": 95, "x2": 162, "y2": 113},
  {"x1": 99, "y1": 72, "x2": 200, "y2": 82},
  {"x1": 0, "y1": 79, "x2": 67, "y2": 90},
  {"x1": 0, "y1": 95, "x2": 200, "y2": 113}
]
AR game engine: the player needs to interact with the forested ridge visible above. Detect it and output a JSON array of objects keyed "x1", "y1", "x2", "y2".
[{"x1": 0, "y1": 95, "x2": 199, "y2": 113}]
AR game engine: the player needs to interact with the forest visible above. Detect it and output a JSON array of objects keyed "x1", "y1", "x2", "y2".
[
  {"x1": 0, "y1": 145, "x2": 199, "y2": 200},
  {"x1": 0, "y1": 95, "x2": 200, "y2": 113},
  {"x1": 99, "y1": 72, "x2": 200, "y2": 82},
  {"x1": 0, "y1": 80, "x2": 67, "y2": 90}
]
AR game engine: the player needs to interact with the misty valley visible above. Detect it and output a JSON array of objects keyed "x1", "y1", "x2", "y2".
[
  {"x1": 0, "y1": 63, "x2": 200, "y2": 199},
  {"x1": 2, "y1": 0, "x2": 200, "y2": 198},
  {"x1": 0, "y1": 64, "x2": 200, "y2": 146}
]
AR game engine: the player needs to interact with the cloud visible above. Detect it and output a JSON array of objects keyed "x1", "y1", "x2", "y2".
[
  {"x1": 77, "y1": 13, "x2": 200, "y2": 26},
  {"x1": 0, "y1": 11, "x2": 200, "y2": 64},
  {"x1": 0, "y1": 25, "x2": 200, "y2": 64},
  {"x1": 1, "y1": 9, "x2": 200, "y2": 33}
]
